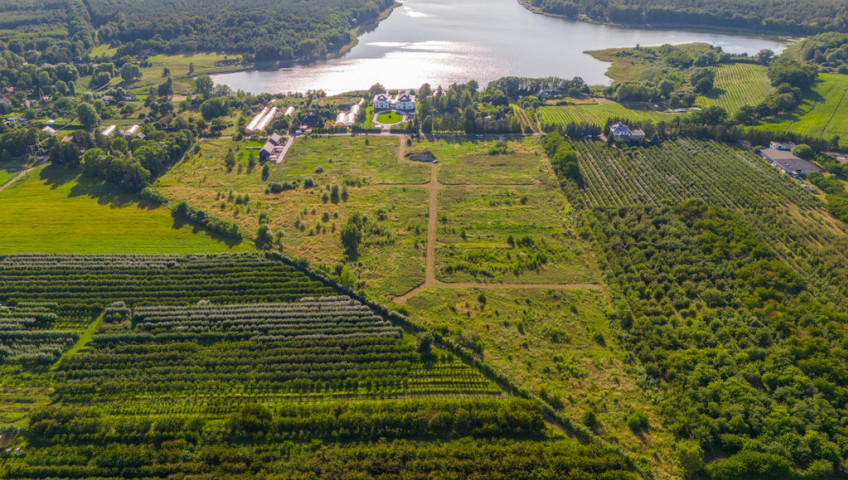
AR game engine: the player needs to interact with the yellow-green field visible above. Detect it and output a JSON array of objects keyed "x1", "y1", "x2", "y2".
[
  {"x1": 435, "y1": 186, "x2": 598, "y2": 284},
  {"x1": 538, "y1": 103, "x2": 676, "y2": 128},
  {"x1": 697, "y1": 63, "x2": 774, "y2": 114},
  {"x1": 0, "y1": 165, "x2": 250, "y2": 254},
  {"x1": 758, "y1": 73, "x2": 848, "y2": 146},
  {"x1": 406, "y1": 287, "x2": 678, "y2": 479},
  {"x1": 157, "y1": 135, "x2": 430, "y2": 298}
]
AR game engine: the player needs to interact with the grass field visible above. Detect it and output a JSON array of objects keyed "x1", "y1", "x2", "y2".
[
  {"x1": 407, "y1": 287, "x2": 678, "y2": 478},
  {"x1": 410, "y1": 137, "x2": 548, "y2": 185},
  {"x1": 758, "y1": 73, "x2": 848, "y2": 147},
  {"x1": 279, "y1": 135, "x2": 428, "y2": 184},
  {"x1": 435, "y1": 186, "x2": 598, "y2": 284},
  {"x1": 376, "y1": 111, "x2": 403, "y2": 124},
  {"x1": 697, "y1": 63, "x2": 774, "y2": 114},
  {"x1": 0, "y1": 168, "x2": 16, "y2": 187},
  {"x1": 158, "y1": 136, "x2": 429, "y2": 298},
  {"x1": 0, "y1": 165, "x2": 250, "y2": 254},
  {"x1": 538, "y1": 103, "x2": 675, "y2": 129},
  {"x1": 125, "y1": 52, "x2": 242, "y2": 95}
]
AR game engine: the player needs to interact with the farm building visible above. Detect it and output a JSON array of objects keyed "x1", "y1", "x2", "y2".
[
  {"x1": 761, "y1": 148, "x2": 821, "y2": 177},
  {"x1": 120, "y1": 125, "x2": 140, "y2": 137},
  {"x1": 101, "y1": 125, "x2": 117, "y2": 136},
  {"x1": 41, "y1": 126, "x2": 56, "y2": 135},
  {"x1": 283, "y1": 106, "x2": 295, "y2": 117},
  {"x1": 609, "y1": 122, "x2": 645, "y2": 143},
  {"x1": 769, "y1": 141, "x2": 795, "y2": 151}
]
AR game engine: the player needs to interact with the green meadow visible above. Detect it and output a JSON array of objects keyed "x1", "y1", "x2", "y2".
[
  {"x1": 0, "y1": 165, "x2": 249, "y2": 254},
  {"x1": 758, "y1": 73, "x2": 848, "y2": 146}
]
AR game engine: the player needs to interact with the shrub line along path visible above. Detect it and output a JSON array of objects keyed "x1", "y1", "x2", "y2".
[{"x1": 392, "y1": 135, "x2": 601, "y2": 305}]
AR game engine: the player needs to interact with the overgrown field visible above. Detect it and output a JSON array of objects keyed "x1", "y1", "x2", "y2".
[
  {"x1": 407, "y1": 287, "x2": 677, "y2": 475},
  {"x1": 157, "y1": 136, "x2": 429, "y2": 298},
  {"x1": 435, "y1": 186, "x2": 597, "y2": 283},
  {"x1": 0, "y1": 165, "x2": 249, "y2": 254}
]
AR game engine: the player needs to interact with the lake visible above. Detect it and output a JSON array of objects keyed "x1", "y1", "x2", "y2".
[{"x1": 211, "y1": 0, "x2": 786, "y2": 95}]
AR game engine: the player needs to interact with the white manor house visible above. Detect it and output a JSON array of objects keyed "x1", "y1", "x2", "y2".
[{"x1": 373, "y1": 92, "x2": 416, "y2": 111}]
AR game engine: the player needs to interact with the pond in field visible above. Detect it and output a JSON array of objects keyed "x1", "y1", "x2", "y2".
[{"x1": 211, "y1": 0, "x2": 786, "y2": 95}]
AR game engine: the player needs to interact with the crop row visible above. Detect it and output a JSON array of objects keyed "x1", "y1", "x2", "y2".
[
  {"x1": 696, "y1": 63, "x2": 773, "y2": 114},
  {"x1": 573, "y1": 139, "x2": 817, "y2": 209},
  {"x1": 130, "y1": 298, "x2": 400, "y2": 339},
  {"x1": 538, "y1": 104, "x2": 672, "y2": 128},
  {"x1": 1, "y1": 305, "x2": 79, "y2": 366}
]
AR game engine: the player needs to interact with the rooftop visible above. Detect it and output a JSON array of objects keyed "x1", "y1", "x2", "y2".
[{"x1": 761, "y1": 148, "x2": 821, "y2": 174}]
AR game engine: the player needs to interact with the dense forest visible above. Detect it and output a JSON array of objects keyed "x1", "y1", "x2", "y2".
[
  {"x1": 795, "y1": 32, "x2": 848, "y2": 73},
  {"x1": 524, "y1": 0, "x2": 848, "y2": 34},
  {"x1": 91, "y1": 0, "x2": 394, "y2": 61}
]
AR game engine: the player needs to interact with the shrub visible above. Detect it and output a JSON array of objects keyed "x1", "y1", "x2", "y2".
[{"x1": 627, "y1": 411, "x2": 649, "y2": 434}]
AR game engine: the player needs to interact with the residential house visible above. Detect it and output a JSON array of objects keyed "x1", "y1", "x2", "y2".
[
  {"x1": 302, "y1": 112, "x2": 322, "y2": 126},
  {"x1": 259, "y1": 142, "x2": 276, "y2": 162},
  {"x1": 395, "y1": 93, "x2": 416, "y2": 111},
  {"x1": 373, "y1": 94, "x2": 390, "y2": 110},
  {"x1": 609, "y1": 122, "x2": 645, "y2": 143},
  {"x1": 259, "y1": 132, "x2": 285, "y2": 162}
]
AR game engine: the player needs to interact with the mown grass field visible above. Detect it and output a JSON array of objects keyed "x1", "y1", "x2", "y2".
[
  {"x1": 278, "y1": 135, "x2": 428, "y2": 184},
  {"x1": 133, "y1": 52, "x2": 240, "y2": 94},
  {"x1": 0, "y1": 168, "x2": 16, "y2": 187},
  {"x1": 435, "y1": 186, "x2": 598, "y2": 284},
  {"x1": 697, "y1": 63, "x2": 774, "y2": 114},
  {"x1": 406, "y1": 287, "x2": 678, "y2": 478},
  {"x1": 0, "y1": 165, "x2": 250, "y2": 254},
  {"x1": 376, "y1": 111, "x2": 403, "y2": 124},
  {"x1": 409, "y1": 137, "x2": 548, "y2": 185},
  {"x1": 538, "y1": 103, "x2": 675, "y2": 129},
  {"x1": 758, "y1": 73, "x2": 848, "y2": 147}
]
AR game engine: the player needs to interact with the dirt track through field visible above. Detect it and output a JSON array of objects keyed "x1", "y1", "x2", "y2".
[
  {"x1": 391, "y1": 135, "x2": 601, "y2": 305},
  {"x1": 0, "y1": 159, "x2": 48, "y2": 194}
]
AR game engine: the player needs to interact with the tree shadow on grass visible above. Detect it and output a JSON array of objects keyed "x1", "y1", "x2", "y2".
[
  {"x1": 700, "y1": 87, "x2": 726, "y2": 101},
  {"x1": 170, "y1": 211, "x2": 244, "y2": 248},
  {"x1": 67, "y1": 174, "x2": 136, "y2": 208},
  {"x1": 38, "y1": 164, "x2": 78, "y2": 190}
]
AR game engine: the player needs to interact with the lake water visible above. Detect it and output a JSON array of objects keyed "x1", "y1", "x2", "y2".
[{"x1": 211, "y1": 0, "x2": 786, "y2": 95}]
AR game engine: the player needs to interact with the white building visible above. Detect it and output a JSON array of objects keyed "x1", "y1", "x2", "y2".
[
  {"x1": 373, "y1": 92, "x2": 416, "y2": 112},
  {"x1": 395, "y1": 93, "x2": 416, "y2": 111},
  {"x1": 373, "y1": 94, "x2": 390, "y2": 110},
  {"x1": 609, "y1": 122, "x2": 645, "y2": 143}
]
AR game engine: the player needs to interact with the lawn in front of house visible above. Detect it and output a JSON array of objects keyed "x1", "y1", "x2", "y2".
[{"x1": 377, "y1": 111, "x2": 404, "y2": 124}]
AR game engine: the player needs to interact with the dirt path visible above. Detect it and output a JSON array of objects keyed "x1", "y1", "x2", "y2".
[
  {"x1": 390, "y1": 135, "x2": 601, "y2": 305},
  {"x1": 0, "y1": 159, "x2": 47, "y2": 194},
  {"x1": 425, "y1": 162, "x2": 439, "y2": 285},
  {"x1": 275, "y1": 135, "x2": 296, "y2": 164}
]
